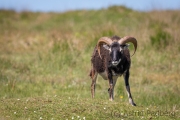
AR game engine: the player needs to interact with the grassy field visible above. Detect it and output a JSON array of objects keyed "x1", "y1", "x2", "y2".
[{"x1": 0, "y1": 6, "x2": 180, "y2": 119}]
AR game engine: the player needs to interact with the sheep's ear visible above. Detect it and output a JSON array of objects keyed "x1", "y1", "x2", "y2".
[{"x1": 103, "y1": 44, "x2": 111, "y2": 51}]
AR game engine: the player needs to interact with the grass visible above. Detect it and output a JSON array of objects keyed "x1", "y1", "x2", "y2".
[
  {"x1": 0, "y1": 6, "x2": 180, "y2": 119},
  {"x1": 0, "y1": 97, "x2": 178, "y2": 120}
]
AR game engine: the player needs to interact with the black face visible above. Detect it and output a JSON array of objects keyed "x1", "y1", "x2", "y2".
[{"x1": 109, "y1": 42, "x2": 122, "y2": 66}]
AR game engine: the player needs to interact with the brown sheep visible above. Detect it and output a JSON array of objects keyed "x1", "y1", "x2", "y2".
[{"x1": 89, "y1": 35, "x2": 137, "y2": 106}]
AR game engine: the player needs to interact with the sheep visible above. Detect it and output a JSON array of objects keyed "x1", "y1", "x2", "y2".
[{"x1": 89, "y1": 35, "x2": 137, "y2": 106}]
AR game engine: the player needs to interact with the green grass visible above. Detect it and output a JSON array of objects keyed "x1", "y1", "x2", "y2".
[
  {"x1": 0, "y1": 96, "x2": 178, "y2": 120},
  {"x1": 0, "y1": 6, "x2": 180, "y2": 119}
]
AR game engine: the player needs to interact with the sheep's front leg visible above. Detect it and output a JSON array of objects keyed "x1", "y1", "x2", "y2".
[
  {"x1": 108, "y1": 79, "x2": 114, "y2": 101},
  {"x1": 108, "y1": 74, "x2": 117, "y2": 101},
  {"x1": 123, "y1": 70, "x2": 136, "y2": 106}
]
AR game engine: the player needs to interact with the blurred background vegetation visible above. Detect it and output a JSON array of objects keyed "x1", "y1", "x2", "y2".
[{"x1": 0, "y1": 6, "x2": 180, "y2": 119}]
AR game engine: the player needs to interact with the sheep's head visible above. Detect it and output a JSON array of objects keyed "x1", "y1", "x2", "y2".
[{"x1": 97, "y1": 36, "x2": 137, "y2": 66}]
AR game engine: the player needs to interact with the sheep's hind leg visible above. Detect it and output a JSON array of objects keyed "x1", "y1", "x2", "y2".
[{"x1": 90, "y1": 69, "x2": 98, "y2": 98}]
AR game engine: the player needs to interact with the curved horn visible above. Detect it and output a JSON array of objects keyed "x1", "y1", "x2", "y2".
[
  {"x1": 118, "y1": 36, "x2": 137, "y2": 57},
  {"x1": 97, "y1": 37, "x2": 113, "y2": 59}
]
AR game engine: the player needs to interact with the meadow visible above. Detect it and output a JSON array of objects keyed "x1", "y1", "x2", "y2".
[{"x1": 0, "y1": 6, "x2": 180, "y2": 119}]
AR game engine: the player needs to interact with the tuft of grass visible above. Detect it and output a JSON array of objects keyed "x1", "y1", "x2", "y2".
[{"x1": 150, "y1": 28, "x2": 171, "y2": 49}]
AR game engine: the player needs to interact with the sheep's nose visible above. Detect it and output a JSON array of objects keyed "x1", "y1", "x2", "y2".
[{"x1": 112, "y1": 57, "x2": 118, "y2": 62}]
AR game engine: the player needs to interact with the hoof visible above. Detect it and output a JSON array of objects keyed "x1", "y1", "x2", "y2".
[
  {"x1": 129, "y1": 99, "x2": 136, "y2": 106},
  {"x1": 131, "y1": 102, "x2": 136, "y2": 106}
]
